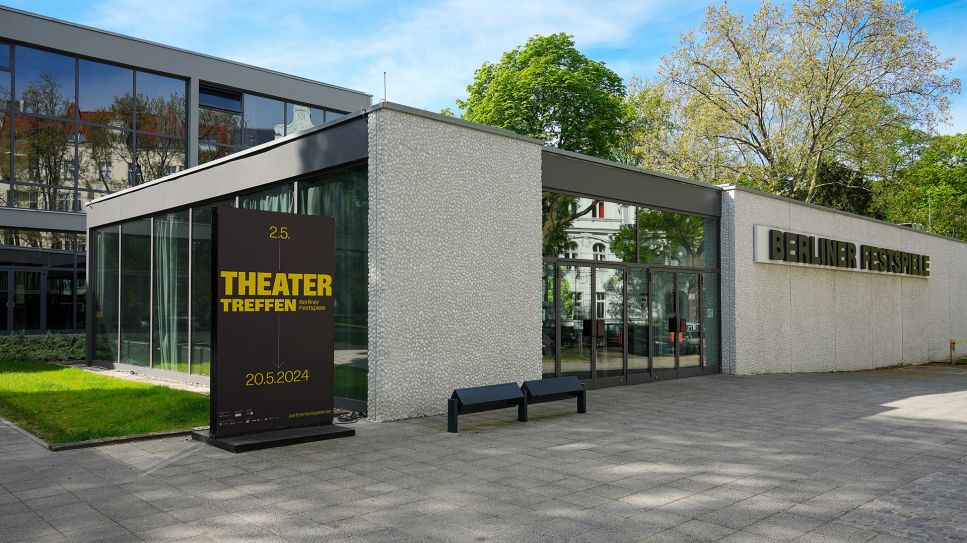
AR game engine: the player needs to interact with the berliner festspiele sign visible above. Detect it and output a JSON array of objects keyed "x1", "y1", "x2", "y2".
[{"x1": 753, "y1": 225, "x2": 930, "y2": 278}]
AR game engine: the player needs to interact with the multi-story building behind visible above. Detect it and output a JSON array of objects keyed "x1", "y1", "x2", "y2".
[{"x1": 0, "y1": 6, "x2": 371, "y2": 333}]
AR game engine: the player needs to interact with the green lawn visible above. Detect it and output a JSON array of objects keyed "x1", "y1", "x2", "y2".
[{"x1": 0, "y1": 360, "x2": 209, "y2": 444}]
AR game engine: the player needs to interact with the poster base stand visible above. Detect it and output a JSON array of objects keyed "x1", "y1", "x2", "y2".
[{"x1": 192, "y1": 424, "x2": 355, "y2": 453}]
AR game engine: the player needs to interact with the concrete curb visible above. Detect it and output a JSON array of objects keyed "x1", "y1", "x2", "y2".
[
  {"x1": 0, "y1": 417, "x2": 201, "y2": 451},
  {"x1": 48, "y1": 428, "x2": 202, "y2": 451}
]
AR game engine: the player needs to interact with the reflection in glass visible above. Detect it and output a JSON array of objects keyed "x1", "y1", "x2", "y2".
[
  {"x1": 79, "y1": 60, "x2": 133, "y2": 128},
  {"x1": 47, "y1": 270, "x2": 74, "y2": 330},
  {"x1": 559, "y1": 265, "x2": 591, "y2": 380},
  {"x1": 542, "y1": 262, "x2": 556, "y2": 378},
  {"x1": 299, "y1": 165, "x2": 369, "y2": 401},
  {"x1": 243, "y1": 94, "x2": 284, "y2": 147},
  {"x1": 0, "y1": 229, "x2": 76, "y2": 250},
  {"x1": 13, "y1": 272, "x2": 41, "y2": 330},
  {"x1": 198, "y1": 107, "x2": 242, "y2": 147},
  {"x1": 190, "y1": 199, "x2": 235, "y2": 376},
  {"x1": 198, "y1": 145, "x2": 235, "y2": 165},
  {"x1": 595, "y1": 267, "x2": 625, "y2": 378},
  {"x1": 678, "y1": 273, "x2": 701, "y2": 368},
  {"x1": 0, "y1": 42, "x2": 9, "y2": 69},
  {"x1": 542, "y1": 192, "x2": 636, "y2": 263},
  {"x1": 78, "y1": 126, "x2": 134, "y2": 192},
  {"x1": 136, "y1": 71, "x2": 186, "y2": 137},
  {"x1": 628, "y1": 268, "x2": 649, "y2": 375},
  {"x1": 153, "y1": 211, "x2": 189, "y2": 372},
  {"x1": 136, "y1": 134, "x2": 185, "y2": 183},
  {"x1": 638, "y1": 208, "x2": 708, "y2": 267},
  {"x1": 94, "y1": 226, "x2": 119, "y2": 361},
  {"x1": 240, "y1": 183, "x2": 293, "y2": 212},
  {"x1": 76, "y1": 190, "x2": 108, "y2": 210},
  {"x1": 120, "y1": 219, "x2": 150, "y2": 366},
  {"x1": 15, "y1": 46, "x2": 75, "y2": 119},
  {"x1": 76, "y1": 272, "x2": 86, "y2": 334},
  {"x1": 13, "y1": 116, "x2": 76, "y2": 202},
  {"x1": 0, "y1": 71, "x2": 11, "y2": 110},
  {"x1": 652, "y1": 271, "x2": 676, "y2": 370},
  {"x1": 703, "y1": 273, "x2": 720, "y2": 370},
  {"x1": 0, "y1": 113, "x2": 10, "y2": 185},
  {"x1": 0, "y1": 273, "x2": 6, "y2": 330},
  {"x1": 284, "y1": 103, "x2": 325, "y2": 135},
  {"x1": 199, "y1": 87, "x2": 242, "y2": 112}
]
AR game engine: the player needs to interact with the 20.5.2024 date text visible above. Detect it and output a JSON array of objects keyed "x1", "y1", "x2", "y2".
[{"x1": 244, "y1": 369, "x2": 309, "y2": 386}]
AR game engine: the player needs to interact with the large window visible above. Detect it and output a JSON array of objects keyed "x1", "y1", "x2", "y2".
[
  {"x1": 542, "y1": 190, "x2": 721, "y2": 384},
  {"x1": 3, "y1": 43, "x2": 188, "y2": 210},
  {"x1": 197, "y1": 85, "x2": 347, "y2": 164},
  {"x1": 90, "y1": 164, "x2": 369, "y2": 403},
  {"x1": 120, "y1": 219, "x2": 150, "y2": 366},
  {"x1": 543, "y1": 191, "x2": 718, "y2": 269},
  {"x1": 152, "y1": 210, "x2": 189, "y2": 372},
  {"x1": 298, "y1": 165, "x2": 369, "y2": 402}
]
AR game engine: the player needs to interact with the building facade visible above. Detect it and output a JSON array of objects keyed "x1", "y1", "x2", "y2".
[
  {"x1": 0, "y1": 7, "x2": 371, "y2": 334},
  {"x1": 85, "y1": 103, "x2": 967, "y2": 421},
  {"x1": 85, "y1": 104, "x2": 727, "y2": 417}
]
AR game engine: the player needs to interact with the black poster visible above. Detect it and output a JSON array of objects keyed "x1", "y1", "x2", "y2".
[{"x1": 211, "y1": 207, "x2": 335, "y2": 437}]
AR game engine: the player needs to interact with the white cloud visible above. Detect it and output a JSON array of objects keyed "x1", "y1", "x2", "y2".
[{"x1": 75, "y1": 0, "x2": 679, "y2": 111}]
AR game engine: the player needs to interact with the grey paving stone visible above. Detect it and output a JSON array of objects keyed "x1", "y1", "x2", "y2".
[{"x1": 3, "y1": 369, "x2": 967, "y2": 542}]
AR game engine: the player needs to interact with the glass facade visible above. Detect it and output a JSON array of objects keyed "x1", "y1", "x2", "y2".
[
  {"x1": 4, "y1": 44, "x2": 188, "y2": 209},
  {"x1": 0, "y1": 38, "x2": 350, "y2": 335},
  {"x1": 542, "y1": 191, "x2": 720, "y2": 385},
  {"x1": 90, "y1": 163, "x2": 368, "y2": 402},
  {"x1": 198, "y1": 86, "x2": 347, "y2": 164}
]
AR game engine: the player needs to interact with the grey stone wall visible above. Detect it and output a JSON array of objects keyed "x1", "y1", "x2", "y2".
[
  {"x1": 367, "y1": 108, "x2": 543, "y2": 421},
  {"x1": 722, "y1": 187, "x2": 967, "y2": 374}
]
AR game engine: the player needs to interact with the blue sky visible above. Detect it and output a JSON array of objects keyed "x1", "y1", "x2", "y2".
[{"x1": 11, "y1": 0, "x2": 967, "y2": 134}]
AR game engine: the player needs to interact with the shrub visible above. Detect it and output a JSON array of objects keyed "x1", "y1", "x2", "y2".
[{"x1": 0, "y1": 333, "x2": 85, "y2": 362}]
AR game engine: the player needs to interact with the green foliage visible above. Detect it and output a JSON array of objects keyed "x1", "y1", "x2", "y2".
[
  {"x1": 0, "y1": 359, "x2": 208, "y2": 443},
  {"x1": 457, "y1": 33, "x2": 627, "y2": 254},
  {"x1": 609, "y1": 209, "x2": 707, "y2": 266},
  {"x1": 631, "y1": 0, "x2": 960, "y2": 209},
  {"x1": 458, "y1": 33, "x2": 626, "y2": 158},
  {"x1": 875, "y1": 132, "x2": 967, "y2": 239},
  {"x1": 810, "y1": 162, "x2": 875, "y2": 216},
  {"x1": 0, "y1": 334, "x2": 85, "y2": 362}
]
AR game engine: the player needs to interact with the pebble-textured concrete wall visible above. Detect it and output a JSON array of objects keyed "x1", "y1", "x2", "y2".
[
  {"x1": 367, "y1": 107, "x2": 543, "y2": 421},
  {"x1": 722, "y1": 187, "x2": 967, "y2": 374}
]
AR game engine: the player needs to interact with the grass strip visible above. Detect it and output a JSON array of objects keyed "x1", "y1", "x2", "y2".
[{"x1": 0, "y1": 360, "x2": 209, "y2": 444}]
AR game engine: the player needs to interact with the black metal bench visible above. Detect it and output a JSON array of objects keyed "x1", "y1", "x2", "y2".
[
  {"x1": 520, "y1": 376, "x2": 586, "y2": 419},
  {"x1": 447, "y1": 382, "x2": 526, "y2": 433}
]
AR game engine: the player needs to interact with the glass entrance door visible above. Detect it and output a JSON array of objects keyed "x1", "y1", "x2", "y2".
[
  {"x1": 627, "y1": 267, "x2": 649, "y2": 381},
  {"x1": 650, "y1": 270, "x2": 703, "y2": 378},
  {"x1": 651, "y1": 271, "x2": 677, "y2": 376},
  {"x1": 544, "y1": 262, "x2": 712, "y2": 387},
  {"x1": 678, "y1": 272, "x2": 702, "y2": 374},
  {"x1": 594, "y1": 266, "x2": 625, "y2": 382}
]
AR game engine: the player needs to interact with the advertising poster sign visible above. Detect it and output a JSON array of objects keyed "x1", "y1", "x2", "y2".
[{"x1": 211, "y1": 207, "x2": 335, "y2": 437}]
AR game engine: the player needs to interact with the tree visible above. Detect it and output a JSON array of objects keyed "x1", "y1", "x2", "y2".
[
  {"x1": 874, "y1": 132, "x2": 967, "y2": 239},
  {"x1": 810, "y1": 161, "x2": 874, "y2": 215},
  {"x1": 610, "y1": 209, "x2": 707, "y2": 266},
  {"x1": 639, "y1": 0, "x2": 959, "y2": 205},
  {"x1": 457, "y1": 33, "x2": 626, "y2": 254},
  {"x1": 16, "y1": 75, "x2": 75, "y2": 211}
]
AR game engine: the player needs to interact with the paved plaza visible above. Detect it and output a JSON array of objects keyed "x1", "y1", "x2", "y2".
[{"x1": 2, "y1": 365, "x2": 967, "y2": 543}]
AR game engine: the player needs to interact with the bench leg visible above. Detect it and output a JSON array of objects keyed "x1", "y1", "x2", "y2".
[
  {"x1": 518, "y1": 400, "x2": 527, "y2": 422},
  {"x1": 447, "y1": 399, "x2": 459, "y2": 433},
  {"x1": 577, "y1": 391, "x2": 587, "y2": 414}
]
